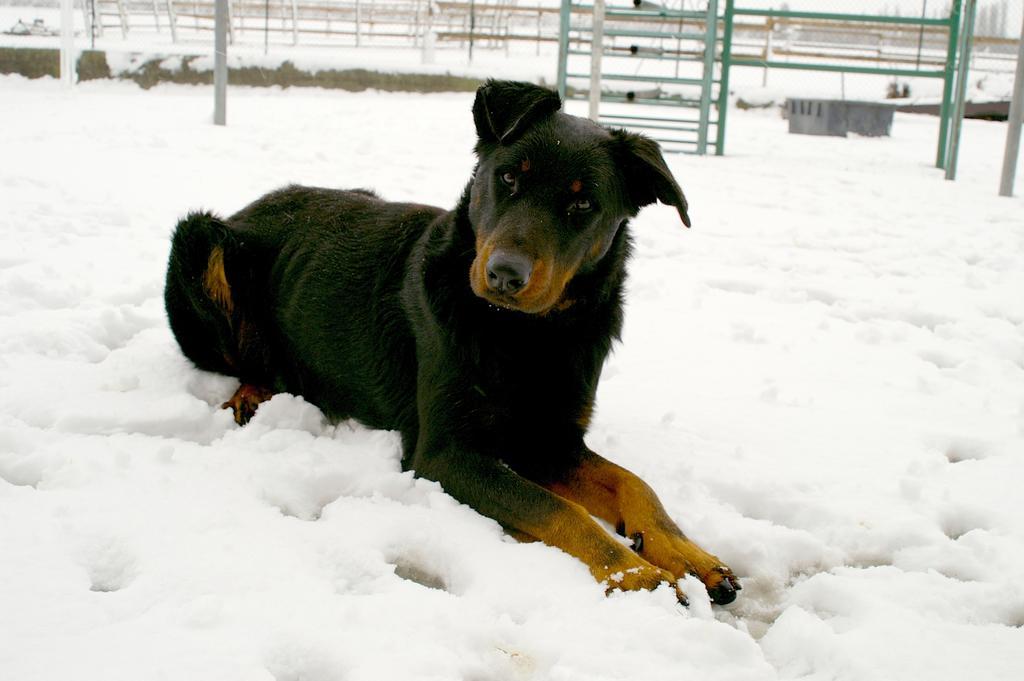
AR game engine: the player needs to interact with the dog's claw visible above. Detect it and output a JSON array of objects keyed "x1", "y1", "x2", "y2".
[
  {"x1": 698, "y1": 565, "x2": 741, "y2": 605},
  {"x1": 707, "y1": 574, "x2": 739, "y2": 605}
]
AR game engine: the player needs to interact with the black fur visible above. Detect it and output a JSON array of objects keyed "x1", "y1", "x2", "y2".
[{"x1": 164, "y1": 80, "x2": 714, "y2": 598}]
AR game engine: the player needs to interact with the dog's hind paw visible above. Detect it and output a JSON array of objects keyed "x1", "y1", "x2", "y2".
[{"x1": 221, "y1": 384, "x2": 274, "y2": 425}]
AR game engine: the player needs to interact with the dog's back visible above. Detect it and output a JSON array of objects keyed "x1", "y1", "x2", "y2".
[{"x1": 165, "y1": 185, "x2": 443, "y2": 429}]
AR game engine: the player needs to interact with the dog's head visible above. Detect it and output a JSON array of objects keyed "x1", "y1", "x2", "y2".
[{"x1": 466, "y1": 79, "x2": 690, "y2": 315}]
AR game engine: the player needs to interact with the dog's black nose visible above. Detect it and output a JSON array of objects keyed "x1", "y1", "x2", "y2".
[{"x1": 486, "y1": 251, "x2": 532, "y2": 294}]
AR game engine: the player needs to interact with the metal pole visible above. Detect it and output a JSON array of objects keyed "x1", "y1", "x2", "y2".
[
  {"x1": 90, "y1": 0, "x2": 97, "y2": 48},
  {"x1": 946, "y1": 0, "x2": 977, "y2": 180},
  {"x1": 60, "y1": 0, "x2": 75, "y2": 88},
  {"x1": 588, "y1": 0, "x2": 605, "y2": 121},
  {"x1": 998, "y1": 10, "x2": 1024, "y2": 196},
  {"x1": 264, "y1": 0, "x2": 270, "y2": 54},
  {"x1": 916, "y1": 0, "x2": 927, "y2": 70},
  {"x1": 167, "y1": 0, "x2": 178, "y2": 43},
  {"x1": 290, "y1": 0, "x2": 298, "y2": 45},
  {"x1": 536, "y1": 10, "x2": 542, "y2": 57},
  {"x1": 214, "y1": 0, "x2": 227, "y2": 126},
  {"x1": 556, "y1": 0, "x2": 571, "y2": 99},
  {"x1": 697, "y1": 0, "x2": 718, "y2": 155},
  {"x1": 422, "y1": 1, "x2": 436, "y2": 64},
  {"x1": 715, "y1": 0, "x2": 735, "y2": 156},
  {"x1": 937, "y1": 0, "x2": 963, "y2": 168},
  {"x1": 414, "y1": 0, "x2": 421, "y2": 47},
  {"x1": 469, "y1": 0, "x2": 476, "y2": 63}
]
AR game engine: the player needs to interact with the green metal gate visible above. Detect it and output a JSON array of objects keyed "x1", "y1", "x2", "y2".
[
  {"x1": 559, "y1": 1, "x2": 969, "y2": 167},
  {"x1": 556, "y1": 0, "x2": 723, "y2": 155},
  {"x1": 719, "y1": 0, "x2": 966, "y2": 168}
]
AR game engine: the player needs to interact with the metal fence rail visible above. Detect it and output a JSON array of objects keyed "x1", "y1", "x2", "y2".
[
  {"x1": 719, "y1": 0, "x2": 967, "y2": 168},
  {"x1": 72, "y1": 0, "x2": 1019, "y2": 62},
  {"x1": 80, "y1": 0, "x2": 567, "y2": 48},
  {"x1": 556, "y1": 0, "x2": 724, "y2": 155}
]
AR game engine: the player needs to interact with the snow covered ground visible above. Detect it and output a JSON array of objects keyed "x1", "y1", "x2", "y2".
[{"x1": 0, "y1": 75, "x2": 1022, "y2": 681}]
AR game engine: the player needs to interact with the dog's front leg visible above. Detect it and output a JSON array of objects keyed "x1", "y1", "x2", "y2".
[
  {"x1": 543, "y1": 448, "x2": 742, "y2": 604},
  {"x1": 409, "y1": 439, "x2": 687, "y2": 602}
]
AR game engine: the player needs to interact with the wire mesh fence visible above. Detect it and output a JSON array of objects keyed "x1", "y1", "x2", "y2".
[
  {"x1": 1, "y1": 0, "x2": 1018, "y2": 106},
  {"x1": 556, "y1": 1, "x2": 723, "y2": 153},
  {"x1": 70, "y1": 0, "x2": 565, "y2": 52},
  {"x1": 5, "y1": 0, "x2": 1017, "y2": 64},
  {"x1": 721, "y1": 0, "x2": 1019, "y2": 102}
]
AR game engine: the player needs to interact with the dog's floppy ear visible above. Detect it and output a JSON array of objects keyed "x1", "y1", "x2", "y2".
[
  {"x1": 612, "y1": 130, "x2": 691, "y2": 228},
  {"x1": 473, "y1": 80, "x2": 562, "y2": 145}
]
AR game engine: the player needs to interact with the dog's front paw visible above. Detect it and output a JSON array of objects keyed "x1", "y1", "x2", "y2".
[
  {"x1": 703, "y1": 565, "x2": 742, "y2": 605},
  {"x1": 600, "y1": 561, "x2": 688, "y2": 606},
  {"x1": 629, "y1": 530, "x2": 741, "y2": 605}
]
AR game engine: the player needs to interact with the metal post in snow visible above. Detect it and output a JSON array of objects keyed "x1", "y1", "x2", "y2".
[
  {"x1": 413, "y1": 0, "x2": 421, "y2": 47},
  {"x1": 263, "y1": 0, "x2": 270, "y2": 54},
  {"x1": 60, "y1": 0, "x2": 75, "y2": 88},
  {"x1": 556, "y1": 0, "x2": 571, "y2": 100},
  {"x1": 167, "y1": 0, "x2": 179, "y2": 43},
  {"x1": 697, "y1": 0, "x2": 718, "y2": 155},
  {"x1": 290, "y1": 0, "x2": 298, "y2": 45},
  {"x1": 469, "y1": 0, "x2": 476, "y2": 63},
  {"x1": 937, "y1": 0, "x2": 963, "y2": 168},
  {"x1": 588, "y1": 0, "x2": 605, "y2": 122},
  {"x1": 945, "y1": 0, "x2": 977, "y2": 181},
  {"x1": 88, "y1": 0, "x2": 97, "y2": 47},
  {"x1": 214, "y1": 0, "x2": 227, "y2": 126},
  {"x1": 536, "y1": 10, "x2": 542, "y2": 57},
  {"x1": 998, "y1": 9, "x2": 1024, "y2": 196},
  {"x1": 916, "y1": 0, "x2": 928, "y2": 70},
  {"x1": 422, "y1": 1, "x2": 436, "y2": 64},
  {"x1": 715, "y1": 0, "x2": 735, "y2": 156}
]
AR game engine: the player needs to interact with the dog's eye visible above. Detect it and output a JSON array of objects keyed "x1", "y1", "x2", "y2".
[
  {"x1": 571, "y1": 198, "x2": 592, "y2": 213},
  {"x1": 500, "y1": 171, "x2": 516, "y2": 187}
]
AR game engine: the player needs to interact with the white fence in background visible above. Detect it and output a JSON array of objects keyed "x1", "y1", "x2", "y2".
[
  {"x1": 66, "y1": 0, "x2": 1020, "y2": 66},
  {"x1": 78, "y1": 0, "x2": 563, "y2": 51}
]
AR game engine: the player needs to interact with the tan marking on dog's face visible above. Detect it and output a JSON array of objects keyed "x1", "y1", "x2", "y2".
[
  {"x1": 514, "y1": 257, "x2": 580, "y2": 314},
  {"x1": 549, "y1": 297, "x2": 577, "y2": 314},
  {"x1": 570, "y1": 179, "x2": 583, "y2": 193},
  {"x1": 469, "y1": 234, "x2": 581, "y2": 315},
  {"x1": 203, "y1": 246, "x2": 233, "y2": 314},
  {"x1": 470, "y1": 235, "x2": 495, "y2": 300},
  {"x1": 587, "y1": 236, "x2": 607, "y2": 263},
  {"x1": 520, "y1": 159, "x2": 531, "y2": 172}
]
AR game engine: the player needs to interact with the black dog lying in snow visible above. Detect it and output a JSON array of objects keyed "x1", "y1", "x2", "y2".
[{"x1": 164, "y1": 80, "x2": 741, "y2": 604}]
